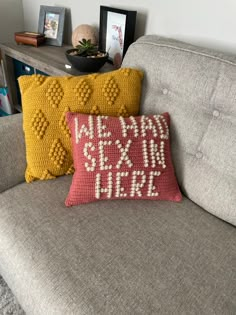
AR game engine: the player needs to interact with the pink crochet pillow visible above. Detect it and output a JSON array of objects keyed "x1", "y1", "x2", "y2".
[{"x1": 65, "y1": 112, "x2": 182, "y2": 206}]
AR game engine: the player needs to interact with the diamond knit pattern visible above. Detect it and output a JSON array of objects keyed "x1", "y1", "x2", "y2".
[
  {"x1": 90, "y1": 105, "x2": 101, "y2": 115},
  {"x1": 31, "y1": 109, "x2": 49, "y2": 140},
  {"x1": 74, "y1": 79, "x2": 92, "y2": 106},
  {"x1": 49, "y1": 139, "x2": 67, "y2": 168},
  {"x1": 118, "y1": 105, "x2": 129, "y2": 117},
  {"x1": 59, "y1": 106, "x2": 71, "y2": 138},
  {"x1": 40, "y1": 170, "x2": 56, "y2": 180},
  {"x1": 45, "y1": 80, "x2": 64, "y2": 108},
  {"x1": 102, "y1": 77, "x2": 120, "y2": 106},
  {"x1": 19, "y1": 69, "x2": 143, "y2": 182},
  {"x1": 34, "y1": 74, "x2": 45, "y2": 86}
]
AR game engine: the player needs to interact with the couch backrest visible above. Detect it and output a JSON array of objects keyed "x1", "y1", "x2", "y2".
[{"x1": 122, "y1": 35, "x2": 236, "y2": 226}]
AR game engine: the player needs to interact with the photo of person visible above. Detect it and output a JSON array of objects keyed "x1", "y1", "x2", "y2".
[{"x1": 44, "y1": 12, "x2": 60, "y2": 39}]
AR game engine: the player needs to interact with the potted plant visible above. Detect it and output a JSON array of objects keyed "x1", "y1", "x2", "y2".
[{"x1": 65, "y1": 38, "x2": 109, "y2": 72}]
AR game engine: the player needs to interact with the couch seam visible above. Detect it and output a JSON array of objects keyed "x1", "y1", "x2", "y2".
[
  {"x1": 131, "y1": 41, "x2": 236, "y2": 67},
  {"x1": 0, "y1": 181, "x2": 26, "y2": 194}
]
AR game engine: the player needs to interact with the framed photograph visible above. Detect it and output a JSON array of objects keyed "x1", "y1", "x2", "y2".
[
  {"x1": 99, "y1": 6, "x2": 136, "y2": 67},
  {"x1": 38, "y1": 5, "x2": 65, "y2": 46}
]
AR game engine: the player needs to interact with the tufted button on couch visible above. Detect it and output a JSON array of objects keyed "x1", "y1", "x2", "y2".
[{"x1": 0, "y1": 35, "x2": 235, "y2": 314}]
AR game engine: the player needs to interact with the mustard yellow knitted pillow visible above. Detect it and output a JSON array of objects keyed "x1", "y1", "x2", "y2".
[{"x1": 19, "y1": 68, "x2": 143, "y2": 182}]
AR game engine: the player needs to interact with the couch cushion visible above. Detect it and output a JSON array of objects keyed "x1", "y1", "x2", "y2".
[
  {"x1": 18, "y1": 68, "x2": 143, "y2": 183},
  {"x1": 0, "y1": 177, "x2": 235, "y2": 314},
  {"x1": 122, "y1": 35, "x2": 236, "y2": 226},
  {"x1": 0, "y1": 114, "x2": 26, "y2": 193},
  {"x1": 0, "y1": 275, "x2": 24, "y2": 314},
  {"x1": 65, "y1": 112, "x2": 181, "y2": 206}
]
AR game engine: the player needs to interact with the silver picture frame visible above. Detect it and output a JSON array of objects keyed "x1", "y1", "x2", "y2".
[{"x1": 38, "y1": 5, "x2": 65, "y2": 46}]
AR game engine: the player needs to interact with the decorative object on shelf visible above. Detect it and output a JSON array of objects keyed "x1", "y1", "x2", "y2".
[
  {"x1": 72, "y1": 24, "x2": 97, "y2": 48},
  {"x1": 14, "y1": 32, "x2": 45, "y2": 47},
  {"x1": 65, "y1": 38, "x2": 108, "y2": 72},
  {"x1": 99, "y1": 6, "x2": 136, "y2": 68},
  {"x1": 38, "y1": 5, "x2": 65, "y2": 46}
]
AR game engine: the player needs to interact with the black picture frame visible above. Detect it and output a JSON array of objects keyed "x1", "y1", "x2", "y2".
[
  {"x1": 99, "y1": 6, "x2": 136, "y2": 67},
  {"x1": 38, "y1": 5, "x2": 65, "y2": 46}
]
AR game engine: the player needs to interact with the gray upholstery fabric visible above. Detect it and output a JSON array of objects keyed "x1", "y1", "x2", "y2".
[
  {"x1": 0, "y1": 114, "x2": 26, "y2": 193},
  {"x1": 0, "y1": 176, "x2": 235, "y2": 315},
  {"x1": 0, "y1": 275, "x2": 25, "y2": 314},
  {"x1": 123, "y1": 35, "x2": 236, "y2": 226}
]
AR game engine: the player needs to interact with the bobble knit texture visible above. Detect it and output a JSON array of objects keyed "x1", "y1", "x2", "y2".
[
  {"x1": 19, "y1": 68, "x2": 143, "y2": 182},
  {"x1": 65, "y1": 112, "x2": 182, "y2": 206}
]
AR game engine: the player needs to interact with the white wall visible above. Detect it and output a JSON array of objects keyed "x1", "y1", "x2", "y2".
[
  {"x1": 21, "y1": 0, "x2": 236, "y2": 54},
  {"x1": 0, "y1": 0, "x2": 24, "y2": 43}
]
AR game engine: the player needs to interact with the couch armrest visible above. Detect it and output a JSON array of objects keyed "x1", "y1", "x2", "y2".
[{"x1": 0, "y1": 114, "x2": 26, "y2": 192}]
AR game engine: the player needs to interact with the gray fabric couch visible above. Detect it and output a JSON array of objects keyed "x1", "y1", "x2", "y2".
[{"x1": 0, "y1": 35, "x2": 235, "y2": 314}]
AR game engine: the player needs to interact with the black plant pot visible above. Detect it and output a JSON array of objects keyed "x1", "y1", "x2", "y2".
[{"x1": 65, "y1": 49, "x2": 109, "y2": 72}]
